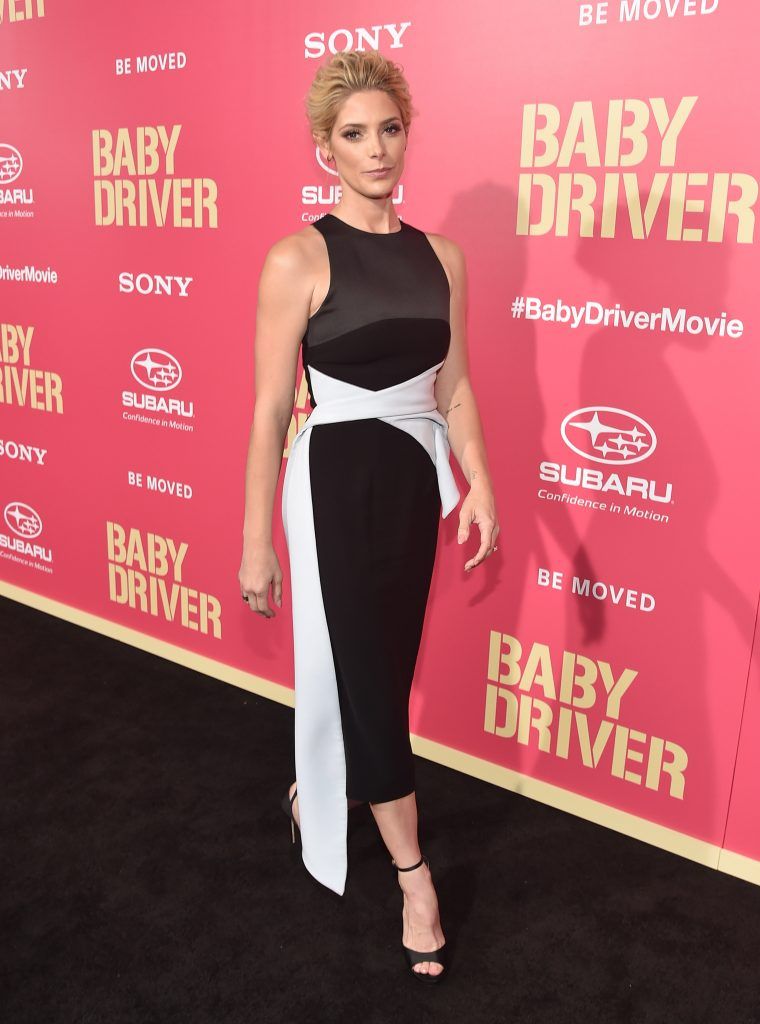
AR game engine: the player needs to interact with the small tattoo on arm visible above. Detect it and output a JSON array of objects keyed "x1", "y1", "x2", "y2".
[{"x1": 447, "y1": 401, "x2": 462, "y2": 414}]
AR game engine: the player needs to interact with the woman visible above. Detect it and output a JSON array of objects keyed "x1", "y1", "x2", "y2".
[{"x1": 239, "y1": 49, "x2": 499, "y2": 982}]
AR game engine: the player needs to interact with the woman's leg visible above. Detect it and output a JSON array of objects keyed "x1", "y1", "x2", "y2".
[{"x1": 370, "y1": 792, "x2": 446, "y2": 977}]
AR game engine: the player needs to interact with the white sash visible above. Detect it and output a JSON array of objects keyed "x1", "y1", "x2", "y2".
[{"x1": 281, "y1": 358, "x2": 460, "y2": 894}]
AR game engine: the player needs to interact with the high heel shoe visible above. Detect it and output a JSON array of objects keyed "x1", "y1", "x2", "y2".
[
  {"x1": 280, "y1": 784, "x2": 299, "y2": 844},
  {"x1": 392, "y1": 853, "x2": 448, "y2": 983}
]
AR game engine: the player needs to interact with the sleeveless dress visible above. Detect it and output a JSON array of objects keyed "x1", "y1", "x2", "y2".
[{"x1": 281, "y1": 212, "x2": 461, "y2": 895}]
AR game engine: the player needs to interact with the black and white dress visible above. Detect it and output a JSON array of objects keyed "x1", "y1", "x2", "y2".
[{"x1": 281, "y1": 212, "x2": 460, "y2": 895}]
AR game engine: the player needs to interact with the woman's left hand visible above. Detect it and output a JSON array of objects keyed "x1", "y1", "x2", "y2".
[{"x1": 458, "y1": 481, "x2": 499, "y2": 572}]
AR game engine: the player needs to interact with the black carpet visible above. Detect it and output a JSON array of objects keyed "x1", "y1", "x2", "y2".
[{"x1": 2, "y1": 594, "x2": 758, "y2": 1024}]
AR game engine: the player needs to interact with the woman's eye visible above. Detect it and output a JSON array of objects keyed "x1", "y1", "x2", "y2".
[{"x1": 342, "y1": 125, "x2": 401, "y2": 141}]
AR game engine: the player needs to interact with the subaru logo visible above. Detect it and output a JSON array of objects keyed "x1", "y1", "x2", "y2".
[
  {"x1": 130, "y1": 348, "x2": 183, "y2": 392},
  {"x1": 0, "y1": 144, "x2": 23, "y2": 185},
  {"x1": 560, "y1": 406, "x2": 656, "y2": 465},
  {"x1": 4, "y1": 500, "x2": 42, "y2": 539}
]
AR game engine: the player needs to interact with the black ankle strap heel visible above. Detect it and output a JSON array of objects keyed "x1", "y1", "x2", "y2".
[
  {"x1": 392, "y1": 853, "x2": 447, "y2": 983},
  {"x1": 280, "y1": 786, "x2": 299, "y2": 845}
]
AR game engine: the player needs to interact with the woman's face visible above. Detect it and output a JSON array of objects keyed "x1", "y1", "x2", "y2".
[{"x1": 324, "y1": 89, "x2": 406, "y2": 199}]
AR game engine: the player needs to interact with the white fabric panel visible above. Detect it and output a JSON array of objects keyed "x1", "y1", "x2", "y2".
[{"x1": 281, "y1": 359, "x2": 461, "y2": 894}]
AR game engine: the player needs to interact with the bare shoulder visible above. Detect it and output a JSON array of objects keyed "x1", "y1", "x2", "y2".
[
  {"x1": 420, "y1": 230, "x2": 466, "y2": 293},
  {"x1": 261, "y1": 224, "x2": 317, "y2": 276},
  {"x1": 257, "y1": 224, "x2": 324, "y2": 311}
]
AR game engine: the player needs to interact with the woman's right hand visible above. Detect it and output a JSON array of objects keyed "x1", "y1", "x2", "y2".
[{"x1": 239, "y1": 542, "x2": 283, "y2": 618}]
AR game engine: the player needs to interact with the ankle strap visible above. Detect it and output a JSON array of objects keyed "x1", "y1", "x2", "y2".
[{"x1": 392, "y1": 854, "x2": 429, "y2": 872}]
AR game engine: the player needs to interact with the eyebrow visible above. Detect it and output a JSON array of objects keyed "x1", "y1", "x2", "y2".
[{"x1": 338, "y1": 116, "x2": 400, "y2": 129}]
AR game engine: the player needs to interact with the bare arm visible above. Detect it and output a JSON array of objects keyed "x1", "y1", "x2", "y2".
[
  {"x1": 239, "y1": 234, "x2": 312, "y2": 616},
  {"x1": 434, "y1": 239, "x2": 491, "y2": 488},
  {"x1": 433, "y1": 238, "x2": 500, "y2": 571}
]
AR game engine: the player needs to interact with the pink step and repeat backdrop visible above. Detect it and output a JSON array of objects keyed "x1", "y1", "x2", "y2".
[{"x1": 2, "y1": 1, "x2": 758, "y2": 883}]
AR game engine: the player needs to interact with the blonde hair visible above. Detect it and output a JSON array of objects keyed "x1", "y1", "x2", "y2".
[{"x1": 305, "y1": 49, "x2": 417, "y2": 147}]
